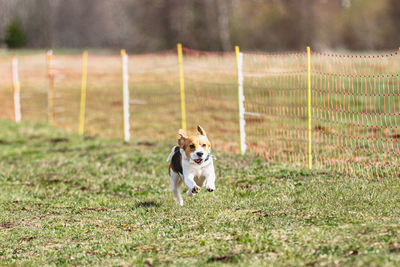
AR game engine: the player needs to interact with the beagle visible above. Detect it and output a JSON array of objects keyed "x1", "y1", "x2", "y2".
[{"x1": 167, "y1": 125, "x2": 216, "y2": 206}]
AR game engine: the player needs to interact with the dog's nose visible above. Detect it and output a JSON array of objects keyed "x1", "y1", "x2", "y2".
[{"x1": 196, "y1": 152, "x2": 203, "y2": 157}]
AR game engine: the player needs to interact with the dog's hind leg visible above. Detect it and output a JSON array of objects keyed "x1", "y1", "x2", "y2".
[{"x1": 170, "y1": 170, "x2": 183, "y2": 206}]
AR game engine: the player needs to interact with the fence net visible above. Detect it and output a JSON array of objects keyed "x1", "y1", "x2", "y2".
[
  {"x1": 183, "y1": 48, "x2": 238, "y2": 153},
  {"x1": 311, "y1": 52, "x2": 400, "y2": 180},
  {"x1": 128, "y1": 50, "x2": 180, "y2": 142},
  {"x1": 242, "y1": 52, "x2": 308, "y2": 165},
  {"x1": 0, "y1": 47, "x2": 398, "y2": 179}
]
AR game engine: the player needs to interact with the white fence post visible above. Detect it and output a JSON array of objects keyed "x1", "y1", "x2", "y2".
[
  {"x1": 121, "y1": 49, "x2": 130, "y2": 142},
  {"x1": 11, "y1": 56, "x2": 21, "y2": 123},
  {"x1": 237, "y1": 52, "x2": 246, "y2": 155}
]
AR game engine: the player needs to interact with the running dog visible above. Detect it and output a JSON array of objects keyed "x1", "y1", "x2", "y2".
[{"x1": 167, "y1": 125, "x2": 216, "y2": 206}]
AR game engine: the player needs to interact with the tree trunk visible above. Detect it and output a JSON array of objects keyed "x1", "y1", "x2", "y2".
[{"x1": 216, "y1": 0, "x2": 231, "y2": 51}]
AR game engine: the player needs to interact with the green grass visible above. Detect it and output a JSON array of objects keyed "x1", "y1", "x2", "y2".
[{"x1": 0, "y1": 120, "x2": 400, "y2": 266}]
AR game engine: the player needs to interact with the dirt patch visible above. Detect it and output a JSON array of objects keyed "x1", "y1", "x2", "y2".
[
  {"x1": 135, "y1": 201, "x2": 160, "y2": 208},
  {"x1": 367, "y1": 127, "x2": 381, "y2": 134},
  {"x1": 235, "y1": 181, "x2": 256, "y2": 190},
  {"x1": 56, "y1": 206, "x2": 127, "y2": 213},
  {"x1": 118, "y1": 224, "x2": 136, "y2": 232},
  {"x1": 0, "y1": 221, "x2": 16, "y2": 229},
  {"x1": 49, "y1": 138, "x2": 69, "y2": 144},
  {"x1": 39, "y1": 173, "x2": 61, "y2": 184},
  {"x1": 131, "y1": 187, "x2": 145, "y2": 193},
  {"x1": 389, "y1": 242, "x2": 400, "y2": 253},
  {"x1": 81, "y1": 207, "x2": 109, "y2": 212},
  {"x1": 28, "y1": 135, "x2": 42, "y2": 140},
  {"x1": 314, "y1": 125, "x2": 330, "y2": 134},
  {"x1": 21, "y1": 236, "x2": 37, "y2": 242},
  {"x1": 235, "y1": 208, "x2": 269, "y2": 218},
  {"x1": 246, "y1": 117, "x2": 264, "y2": 123},
  {"x1": 344, "y1": 250, "x2": 359, "y2": 257},
  {"x1": 111, "y1": 101, "x2": 122, "y2": 106},
  {"x1": 211, "y1": 115, "x2": 224, "y2": 122},
  {"x1": 207, "y1": 254, "x2": 236, "y2": 263},
  {"x1": 137, "y1": 141, "x2": 156, "y2": 147},
  {"x1": 0, "y1": 139, "x2": 9, "y2": 145},
  {"x1": 251, "y1": 210, "x2": 269, "y2": 218},
  {"x1": 391, "y1": 134, "x2": 400, "y2": 139},
  {"x1": 52, "y1": 147, "x2": 69, "y2": 153}
]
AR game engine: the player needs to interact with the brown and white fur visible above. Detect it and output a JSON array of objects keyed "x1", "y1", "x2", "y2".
[{"x1": 167, "y1": 125, "x2": 216, "y2": 206}]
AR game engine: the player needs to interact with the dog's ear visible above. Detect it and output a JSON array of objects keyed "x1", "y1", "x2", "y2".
[
  {"x1": 197, "y1": 125, "x2": 207, "y2": 136},
  {"x1": 178, "y1": 129, "x2": 187, "y2": 148},
  {"x1": 178, "y1": 129, "x2": 187, "y2": 139}
]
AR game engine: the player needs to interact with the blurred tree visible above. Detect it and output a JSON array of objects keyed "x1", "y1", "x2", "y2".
[
  {"x1": 341, "y1": 0, "x2": 390, "y2": 50},
  {"x1": 4, "y1": 20, "x2": 26, "y2": 48},
  {"x1": 216, "y1": 0, "x2": 232, "y2": 51},
  {"x1": 0, "y1": 0, "x2": 398, "y2": 51},
  {"x1": 388, "y1": 0, "x2": 400, "y2": 47}
]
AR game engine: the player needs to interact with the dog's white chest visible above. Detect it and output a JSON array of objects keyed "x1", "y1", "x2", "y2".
[{"x1": 184, "y1": 160, "x2": 213, "y2": 178}]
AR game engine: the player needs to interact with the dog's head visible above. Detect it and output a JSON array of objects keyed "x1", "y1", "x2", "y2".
[{"x1": 178, "y1": 125, "x2": 211, "y2": 165}]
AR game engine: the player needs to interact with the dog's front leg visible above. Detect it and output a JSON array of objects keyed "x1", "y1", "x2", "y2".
[
  {"x1": 204, "y1": 173, "x2": 216, "y2": 192},
  {"x1": 183, "y1": 172, "x2": 200, "y2": 196},
  {"x1": 204, "y1": 164, "x2": 216, "y2": 192}
]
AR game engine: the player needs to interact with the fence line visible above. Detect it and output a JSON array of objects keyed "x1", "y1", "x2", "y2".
[
  {"x1": 10, "y1": 55, "x2": 21, "y2": 123},
  {"x1": 121, "y1": 49, "x2": 130, "y2": 142},
  {"x1": 78, "y1": 50, "x2": 88, "y2": 136},
  {"x1": 307, "y1": 46, "x2": 312, "y2": 169},
  {"x1": 2, "y1": 46, "x2": 399, "y2": 180},
  {"x1": 235, "y1": 46, "x2": 246, "y2": 155},
  {"x1": 177, "y1": 43, "x2": 187, "y2": 132},
  {"x1": 46, "y1": 50, "x2": 55, "y2": 126}
]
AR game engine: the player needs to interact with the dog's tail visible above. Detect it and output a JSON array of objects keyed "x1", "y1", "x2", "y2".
[{"x1": 166, "y1": 146, "x2": 180, "y2": 162}]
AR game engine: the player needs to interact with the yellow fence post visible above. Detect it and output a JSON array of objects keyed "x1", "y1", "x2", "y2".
[
  {"x1": 46, "y1": 50, "x2": 55, "y2": 125},
  {"x1": 307, "y1": 46, "x2": 312, "y2": 169},
  {"x1": 79, "y1": 50, "x2": 88, "y2": 135},
  {"x1": 177, "y1": 43, "x2": 187, "y2": 132}
]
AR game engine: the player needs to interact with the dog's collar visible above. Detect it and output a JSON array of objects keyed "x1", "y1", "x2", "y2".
[{"x1": 204, "y1": 154, "x2": 217, "y2": 162}]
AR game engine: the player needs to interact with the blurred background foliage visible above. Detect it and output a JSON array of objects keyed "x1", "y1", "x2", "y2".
[{"x1": 0, "y1": 0, "x2": 399, "y2": 52}]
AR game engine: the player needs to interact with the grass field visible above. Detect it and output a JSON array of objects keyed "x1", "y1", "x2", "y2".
[{"x1": 1, "y1": 120, "x2": 400, "y2": 266}]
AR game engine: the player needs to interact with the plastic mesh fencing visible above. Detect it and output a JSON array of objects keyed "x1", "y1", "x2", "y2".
[
  {"x1": 85, "y1": 54, "x2": 122, "y2": 138},
  {"x1": 242, "y1": 50, "x2": 399, "y2": 179},
  {"x1": 311, "y1": 52, "x2": 400, "y2": 179},
  {"x1": 182, "y1": 48, "x2": 239, "y2": 153},
  {"x1": 0, "y1": 48, "x2": 398, "y2": 179},
  {"x1": 0, "y1": 56, "x2": 13, "y2": 120},
  {"x1": 49, "y1": 54, "x2": 82, "y2": 132},
  {"x1": 0, "y1": 54, "x2": 47, "y2": 122},
  {"x1": 128, "y1": 50, "x2": 180, "y2": 141},
  {"x1": 19, "y1": 55, "x2": 48, "y2": 123},
  {"x1": 242, "y1": 52, "x2": 308, "y2": 165}
]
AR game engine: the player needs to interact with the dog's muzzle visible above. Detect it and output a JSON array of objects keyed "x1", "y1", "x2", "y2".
[{"x1": 194, "y1": 159, "x2": 203, "y2": 164}]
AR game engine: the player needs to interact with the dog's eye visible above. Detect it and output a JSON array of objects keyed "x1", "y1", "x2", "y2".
[
  {"x1": 189, "y1": 144, "x2": 195, "y2": 149},
  {"x1": 202, "y1": 144, "x2": 206, "y2": 147}
]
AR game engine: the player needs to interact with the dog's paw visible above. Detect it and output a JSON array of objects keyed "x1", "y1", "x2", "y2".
[
  {"x1": 191, "y1": 185, "x2": 201, "y2": 194},
  {"x1": 206, "y1": 185, "x2": 215, "y2": 192}
]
